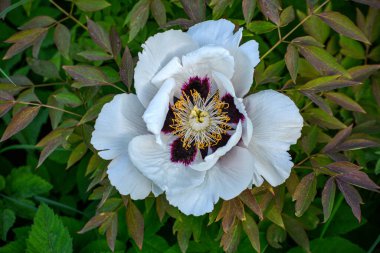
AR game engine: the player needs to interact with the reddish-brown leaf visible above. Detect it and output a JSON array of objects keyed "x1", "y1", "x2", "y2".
[
  {"x1": 292, "y1": 173, "x2": 317, "y2": 217},
  {"x1": 54, "y1": 24, "x2": 71, "y2": 59},
  {"x1": 5, "y1": 28, "x2": 48, "y2": 43},
  {"x1": 150, "y1": 0, "x2": 167, "y2": 27},
  {"x1": 282, "y1": 214, "x2": 310, "y2": 253},
  {"x1": 78, "y1": 212, "x2": 112, "y2": 234},
  {"x1": 352, "y1": 0, "x2": 380, "y2": 8},
  {"x1": 336, "y1": 138, "x2": 380, "y2": 151},
  {"x1": 63, "y1": 65, "x2": 109, "y2": 86},
  {"x1": 325, "y1": 92, "x2": 366, "y2": 113},
  {"x1": 299, "y1": 76, "x2": 360, "y2": 92},
  {"x1": 336, "y1": 179, "x2": 363, "y2": 222},
  {"x1": 258, "y1": 0, "x2": 281, "y2": 26},
  {"x1": 109, "y1": 27, "x2": 121, "y2": 58},
  {"x1": 285, "y1": 44, "x2": 299, "y2": 83},
  {"x1": 38, "y1": 136, "x2": 65, "y2": 167},
  {"x1": 87, "y1": 18, "x2": 112, "y2": 53},
  {"x1": 120, "y1": 46, "x2": 134, "y2": 89},
  {"x1": 322, "y1": 177, "x2": 336, "y2": 222},
  {"x1": 19, "y1": 16, "x2": 56, "y2": 30},
  {"x1": 326, "y1": 161, "x2": 361, "y2": 174},
  {"x1": 242, "y1": 214, "x2": 260, "y2": 253},
  {"x1": 322, "y1": 125, "x2": 352, "y2": 153},
  {"x1": 106, "y1": 214, "x2": 118, "y2": 252},
  {"x1": 239, "y1": 189, "x2": 263, "y2": 220},
  {"x1": 348, "y1": 64, "x2": 380, "y2": 81},
  {"x1": 220, "y1": 221, "x2": 241, "y2": 253},
  {"x1": 156, "y1": 195, "x2": 169, "y2": 222},
  {"x1": 0, "y1": 102, "x2": 14, "y2": 117},
  {"x1": 216, "y1": 199, "x2": 245, "y2": 233},
  {"x1": 179, "y1": 0, "x2": 205, "y2": 22},
  {"x1": 373, "y1": 79, "x2": 380, "y2": 107},
  {"x1": 32, "y1": 29, "x2": 47, "y2": 58},
  {"x1": 126, "y1": 201, "x2": 144, "y2": 250},
  {"x1": 292, "y1": 36, "x2": 325, "y2": 47},
  {"x1": 317, "y1": 11, "x2": 370, "y2": 44},
  {"x1": 1, "y1": 106, "x2": 40, "y2": 142},
  {"x1": 301, "y1": 90, "x2": 332, "y2": 115},
  {"x1": 242, "y1": 0, "x2": 256, "y2": 24},
  {"x1": 128, "y1": 0, "x2": 150, "y2": 42}
]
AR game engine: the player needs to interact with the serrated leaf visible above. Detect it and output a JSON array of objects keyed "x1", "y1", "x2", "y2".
[
  {"x1": 1, "y1": 106, "x2": 40, "y2": 142},
  {"x1": 63, "y1": 65, "x2": 109, "y2": 86},
  {"x1": 67, "y1": 142, "x2": 88, "y2": 169},
  {"x1": 242, "y1": 214, "x2": 260, "y2": 253},
  {"x1": 303, "y1": 108, "x2": 346, "y2": 129},
  {"x1": 317, "y1": 11, "x2": 370, "y2": 44},
  {"x1": 19, "y1": 16, "x2": 56, "y2": 30},
  {"x1": 7, "y1": 167, "x2": 52, "y2": 198},
  {"x1": 73, "y1": 0, "x2": 111, "y2": 12},
  {"x1": 54, "y1": 24, "x2": 71, "y2": 59},
  {"x1": 258, "y1": 0, "x2": 281, "y2": 26},
  {"x1": 246, "y1": 20, "x2": 277, "y2": 34},
  {"x1": 322, "y1": 177, "x2": 336, "y2": 222},
  {"x1": 336, "y1": 180, "x2": 362, "y2": 222},
  {"x1": 297, "y1": 45, "x2": 349, "y2": 77},
  {"x1": 242, "y1": 0, "x2": 256, "y2": 24},
  {"x1": 26, "y1": 204, "x2": 72, "y2": 253},
  {"x1": 0, "y1": 209, "x2": 16, "y2": 241},
  {"x1": 150, "y1": 0, "x2": 166, "y2": 27},
  {"x1": 87, "y1": 18, "x2": 112, "y2": 53},
  {"x1": 282, "y1": 214, "x2": 310, "y2": 253},
  {"x1": 128, "y1": 0, "x2": 150, "y2": 42},
  {"x1": 126, "y1": 200, "x2": 144, "y2": 250},
  {"x1": 325, "y1": 92, "x2": 366, "y2": 113},
  {"x1": 293, "y1": 173, "x2": 317, "y2": 217}
]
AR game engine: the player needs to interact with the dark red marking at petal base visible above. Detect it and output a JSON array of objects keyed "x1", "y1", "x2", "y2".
[
  {"x1": 170, "y1": 138, "x2": 197, "y2": 166},
  {"x1": 200, "y1": 147, "x2": 208, "y2": 159},
  {"x1": 221, "y1": 93, "x2": 245, "y2": 124},
  {"x1": 211, "y1": 133, "x2": 231, "y2": 152},
  {"x1": 162, "y1": 104, "x2": 175, "y2": 134},
  {"x1": 182, "y1": 76, "x2": 210, "y2": 99}
]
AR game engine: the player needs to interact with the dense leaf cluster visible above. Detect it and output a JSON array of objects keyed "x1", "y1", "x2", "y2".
[{"x1": 0, "y1": 0, "x2": 380, "y2": 252}]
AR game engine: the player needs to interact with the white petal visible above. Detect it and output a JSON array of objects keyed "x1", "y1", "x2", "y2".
[
  {"x1": 182, "y1": 46, "x2": 235, "y2": 80},
  {"x1": 187, "y1": 19, "x2": 242, "y2": 48},
  {"x1": 234, "y1": 98, "x2": 253, "y2": 146},
  {"x1": 231, "y1": 40, "x2": 260, "y2": 98},
  {"x1": 244, "y1": 90, "x2": 303, "y2": 186},
  {"x1": 151, "y1": 57, "x2": 183, "y2": 85},
  {"x1": 166, "y1": 146, "x2": 254, "y2": 216},
  {"x1": 128, "y1": 134, "x2": 206, "y2": 192},
  {"x1": 143, "y1": 78, "x2": 176, "y2": 137},
  {"x1": 91, "y1": 94, "x2": 147, "y2": 160},
  {"x1": 134, "y1": 30, "x2": 198, "y2": 107},
  {"x1": 212, "y1": 71, "x2": 235, "y2": 97},
  {"x1": 107, "y1": 153, "x2": 152, "y2": 199}
]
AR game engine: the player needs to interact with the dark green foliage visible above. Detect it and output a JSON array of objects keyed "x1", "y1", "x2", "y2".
[{"x1": 1, "y1": 0, "x2": 380, "y2": 252}]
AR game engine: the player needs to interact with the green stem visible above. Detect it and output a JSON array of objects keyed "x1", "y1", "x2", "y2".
[
  {"x1": 14, "y1": 101, "x2": 82, "y2": 117},
  {"x1": 368, "y1": 234, "x2": 380, "y2": 253},
  {"x1": 49, "y1": 0, "x2": 87, "y2": 30},
  {"x1": 320, "y1": 194, "x2": 344, "y2": 238}
]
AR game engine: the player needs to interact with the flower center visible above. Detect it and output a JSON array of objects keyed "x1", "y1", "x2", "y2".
[{"x1": 170, "y1": 89, "x2": 231, "y2": 149}]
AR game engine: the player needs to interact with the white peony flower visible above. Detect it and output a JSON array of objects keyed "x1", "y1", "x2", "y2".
[{"x1": 91, "y1": 19, "x2": 303, "y2": 216}]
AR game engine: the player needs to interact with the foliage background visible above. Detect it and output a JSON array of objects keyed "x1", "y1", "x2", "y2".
[{"x1": 0, "y1": 0, "x2": 380, "y2": 252}]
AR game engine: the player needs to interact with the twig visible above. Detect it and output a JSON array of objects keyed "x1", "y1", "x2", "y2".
[
  {"x1": 49, "y1": 0, "x2": 87, "y2": 30},
  {"x1": 14, "y1": 101, "x2": 82, "y2": 117}
]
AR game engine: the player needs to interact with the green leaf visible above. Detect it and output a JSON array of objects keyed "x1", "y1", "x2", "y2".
[
  {"x1": 1, "y1": 106, "x2": 40, "y2": 142},
  {"x1": 73, "y1": 0, "x2": 111, "y2": 12},
  {"x1": 127, "y1": 0, "x2": 150, "y2": 42},
  {"x1": 53, "y1": 90, "x2": 82, "y2": 108},
  {"x1": 280, "y1": 6, "x2": 295, "y2": 27},
  {"x1": 66, "y1": 142, "x2": 88, "y2": 169},
  {"x1": 282, "y1": 214, "x2": 310, "y2": 253},
  {"x1": 242, "y1": 214, "x2": 260, "y2": 253},
  {"x1": 221, "y1": 221, "x2": 241, "y2": 253},
  {"x1": 303, "y1": 108, "x2": 346, "y2": 129},
  {"x1": 266, "y1": 224, "x2": 286, "y2": 249},
  {"x1": 87, "y1": 18, "x2": 112, "y2": 53},
  {"x1": 27, "y1": 58, "x2": 61, "y2": 79},
  {"x1": 0, "y1": 240, "x2": 26, "y2": 253},
  {"x1": 293, "y1": 173, "x2": 317, "y2": 217},
  {"x1": 297, "y1": 45, "x2": 349, "y2": 77},
  {"x1": 285, "y1": 44, "x2": 299, "y2": 83},
  {"x1": 54, "y1": 24, "x2": 71, "y2": 60},
  {"x1": 288, "y1": 236, "x2": 365, "y2": 253},
  {"x1": 298, "y1": 75, "x2": 360, "y2": 92},
  {"x1": 19, "y1": 16, "x2": 56, "y2": 30},
  {"x1": 339, "y1": 36, "x2": 365, "y2": 59},
  {"x1": 317, "y1": 11, "x2": 370, "y2": 44},
  {"x1": 26, "y1": 204, "x2": 72, "y2": 253},
  {"x1": 210, "y1": 0, "x2": 233, "y2": 19},
  {"x1": 255, "y1": 60, "x2": 285, "y2": 84},
  {"x1": 78, "y1": 94, "x2": 114, "y2": 125},
  {"x1": 258, "y1": 0, "x2": 281, "y2": 26},
  {"x1": 7, "y1": 167, "x2": 52, "y2": 198},
  {"x1": 297, "y1": 10, "x2": 330, "y2": 44},
  {"x1": 247, "y1": 21, "x2": 277, "y2": 34},
  {"x1": 0, "y1": 209, "x2": 16, "y2": 241}
]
